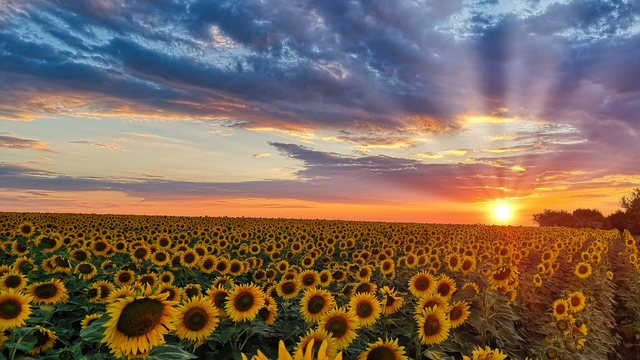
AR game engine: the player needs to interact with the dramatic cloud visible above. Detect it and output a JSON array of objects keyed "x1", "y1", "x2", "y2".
[{"x1": 0, "y1": 134, "x2": 51, "y2": 151}]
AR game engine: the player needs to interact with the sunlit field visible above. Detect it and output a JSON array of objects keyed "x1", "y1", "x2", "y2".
[{"x1": 0, "y1": 212, "x2": 637, "y2": 360}]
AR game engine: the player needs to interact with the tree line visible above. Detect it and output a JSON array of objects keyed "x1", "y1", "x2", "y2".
[{"x1": 532, "y1": 188, "x2": 640, "y2": 235}]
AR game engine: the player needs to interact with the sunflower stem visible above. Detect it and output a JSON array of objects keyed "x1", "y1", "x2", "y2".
[
  {"x1": 415, "y1": 340, "x2": 421, "y2": 360},
  {"x1": 9, "y1": 328, "x2": 18, "y2": 360}
]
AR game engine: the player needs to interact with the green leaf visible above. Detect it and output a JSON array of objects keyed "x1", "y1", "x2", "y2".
[
  {"x1": 4, "y1": 334, "x2": 38, "y2": 352},
  {"x1": 495, "y1": 327, "x2": 517, "y2": 345},
  {"x1": 146, "y1": 345, "x2": 198, "y2": 360},
  {"x1": 80, "y1": 314, "x2": 110, "y2": 342}
]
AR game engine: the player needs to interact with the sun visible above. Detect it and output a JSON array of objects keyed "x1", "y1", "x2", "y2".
[{"x1": 494, "y1": 203, "x2": 511, "y2": 221}]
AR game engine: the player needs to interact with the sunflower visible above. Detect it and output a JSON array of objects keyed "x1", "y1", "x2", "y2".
[
  {"x1": 460, "y1": 256, "x2": 476, "y2": 275},
  {"x1": 380, "y1": 259, "x2": 395, "y2": 275},
  {"x1": 568, "y1": 291, "x2": 586, "y2": 313},
  {"x1": 155, "y1": 284, "x2": 184, "y2": 302},
  {"x1": 151, "y1": 250, "x2": 170, "y2": 267},
  {"x1": 299, "y1": 270, "x2": 321, "y2": 289},
  {"x1": 295, "y1": 328, "x2": 339, "y2": 360},
  {"x1": 101, "y1": 261, "x2": 117, "y2": 272},
  {"x1": 258, "y1": 302, "x2": 278, "y2": 325},
  {"x1": 173, "y1": 296, "x2": 219, "y2": 343},
  {"x1": 102, "y1": 285, "x2": 179, "y2": 358},
  {"x1": 11, "y1": 241, "x2": 29, "y2": 256},
  {"x1": 533, "y1": 274, "x2": 543, "y2": 287},
  {"x1": 225, "y1": 283, "x2": 265, "y2": 322},
  {"x1": 331, "y1": 269, "x2": 347, "y2": 283},
  {"x1": 435, "y1": 275, "x2": 456, "y2": 299},
  {"x1": 183, "y1": 284, "x2": 202, "y2": 299},
  {"x1": 358, "y1": 338, "x2": 407, "y2": 360},
  {"x1": 156, "y1": 235, "x2": 172, "y2": 249},
  {"x1": 356, "y1": 266, "x2": 373, "y2": 281},
  {"x1": 253, "y1": 270, "x2": 267, "y2": 283},
  {"x1": 461, "y1": 282, "x2": 479, "y2": 295},
  {"x1": 206, "y1": 285, "x2": 229, "y2": 317},
  {"x1": 34, "y1": 234, "x2": 61, "y2": 253},
  {"x1": 349, "y1": 292, "x2": 382, "y2": 327},
  {"x1": 277, "y1": 279, "x2": 302, "y2": 300},
  {"x1": 137, "y1": 273, "x2": 158, "y2": 288},
  {"x1": 574, "y1": 262, "x2": 592, "y2": 279},
  {"x1": 318, "y1": 307, "x2": 360, "y2": 350},
  {"x1": 416, "y1": 306, "x2": 451, "y2": 345},
  {"x1": 81, "y1": 313, "x2": 103, "y2": 330},
  {"x1": 212, "y1": 276, "x2": 235, "y2": 289},
  {"x1": 354, "y1": 281, "x2": 377, "y2": 295},
  {"x1": 380, "y1": 286, "x2": 403, "y2": 316},
  {"x1": 70, "y1": 249, "x2": 91, "y2": 262},
  {"x1": 26, "y1": 279, "x2": 68, "y2": 305},
  {"x1": 228, "y1": 259, "x2": 244, "y2": 276},
  {"x1": 17, "y1": 222, "x2": 34, "y2": 237},
  {"x1": 408, "y1": 271, "x2": 437, "y2": 298},
  {"x1": 0, "y1": 288, "x2": 33, "y2": 331},
  {"x1": 607, "y1": 271, "x2": 614, "y2": 280},
  {"x1": 181, "y1": 250, "x2": 200, "y2": 269},
  {"x1": 447, "y1": 254, "x2": 461, "y2": 271},
  {"x1": 300, "y1": 288, "x2": 336, "y2": 323},
  {"x1": 448, "y1": 301, "x2": 471, "y2": 328},
  {"x1": 319, "y1": 270, "x2": 332, "y2": 287},
  {"x1": 27, "y1": 327, "x2": 57, "y2": 355},
  {"x1": 114, "y1": 270, "x2": 136, "y2": 287},
  {"x1": 0, "y1": 271, "x2": 27, "y2": 291},
  {"x1": 74, "y1": 262, "x2": 98, "y2": 281},
  {"x1": 200, "y1": 255, "x2": 217, "y2": 274},
  {"x1": 215, "y1": 258, "x2": 230, "y2": 274},
  {"x1": 552, "y1": 299, "x2": 570, "y2": 320},
  {"x1": 91, "y1": 240, "x2": 110, "y2": 256},
  {"x1": 94, "y1": 281, "x2": 117, "y2": 303},
  {"x1": 13, "y1": 256, "x2": 37, "y2": 275},
  {"x1": 414, "y1": 293, "x2": 449, "y2": 319},
  {"x1": 462, "y1": 346, "x2": 508, "y2": 360},
  {"x1": 158, "y1": 271, "x2": 175, "y2": 285},
  {"x1": 490, "y1": 265, "x2": 518, "y2": 288},
  {"x1": 129, "y1": 245, "x2": 150, "y2": 263}
]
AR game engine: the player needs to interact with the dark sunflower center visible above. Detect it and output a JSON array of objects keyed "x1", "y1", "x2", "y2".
[
  {"x1": 367, "y1": 346, "x2": 396, "y2": 360},
  {"x1": 186, "y1": 288, "x2": 199, "y2": 298},
  {"x1": 184, "y1": 254, "x2": 195, "y2": 263},
  {"x1": 74, "y1": 251, "x2": 88, "y2": 262},
  {"x1": 571, "y1": 297, "x2": 581, "y2": 307},
  {"x1": 159, "y1": 239, "x2": 169, "y2": 247},
  {"x1": 16, "y1": 243, "x2": 28, "y2": 253},
  {"x1": 161, "y1": 275, "x2": 172, "y2": 283},
  {"x1": 95, "y1": 243, "x2": 107, "y2": 251},
  {"x1": 116, "y1": 298, "x2": 165, "y2": 337},
  {"x1": 357, "y1": 302, "x2": 372, "y2": 318},
  {"x1": 203, "y1": 260, "x2": 214, "y2": 269},
  {"x1": 462, "y1": 261, "x2": 472, "y2": 271},
  {"x1": 493, "y1": 268, "x2": 512, "y2": 281},
  {"x1": 356, "y1": 284, "x2": 371, "y2": 293},
  {"x1": 450, "y1": 307, "x2": 463, "y2": 321},
  {"x1": 0, "y1": 299, "x2": 21, "y2": 319},
  {"x1": 40, "y1": 237, "x2": 57, "y2": 248},
  {"x1": 54, "y1": 257, "x2": 70, "y2": 268},
  {"x1": 450, "y1": 258, "x2": 458, "y2": 267},
  {"x1": 213, "y1": 292, "x2": 228, "y2": 308},
  {"x1": 33, "y1": 330, "x2": 51, "y2": 347},
  {"x1": 161, "y1": 288, "x2": 176, "y2": 300},
  {"x1": 234, "y1": 293, "x2": 255, "y2": 312},
  {"x1": 303, "y1": 276, "x2": 315, "y2": 286},
  {"x1": 385, "y1": 295, "x2": 395, "y2": 307},
  {"x1": 437, "y1": 284, "x2": 450, "y2": 296},
  {"x1": 259, "y1": 307, "x2": 271, "y2": 321},
  {"x1": 21, "y1": 225, "x2": 32, "y2": 234},
  {"x1": 134, "y1": 248, "x2": 147, "y2": 259},
  {"x1": 308, "y1": 295, "x2": 326, "y2": 314},
  {"x1": 155, "y1": 253, "x2": 167, "y2": 262},
  {"x1": 332, "y1": 271, "x2": 344, "y2": 280},
  {"x1": 5, "y1": 275, "x2": 22, "y2": 288},
  {"x1": 35, "y1": 284, "x2": 58, "y2": 299},
  {"x1": 119, "y1": 273, "x2": 132, "y2": 283},
  {"x1": 326, "y1": 318, "x2": 348, "y2": 338},
  {"x1": 424, "y1": 314, "x2": 440, "y2": 336},
  {"x1": 383, "y1": 263, "x2": 391, "y2": 271},
  {"x1": 415, "y1": 278, "x2": 430, "y2": 291},
  {"x1": 183, "y1": 307, "x2": 209, "y2": 331},
  {"x1": 424, "y1": 300, "x2": 438, "y2": 309},
  {"x1": 99, "y1": 286, "x2": 111, "y2": 299},
  {"x1": 216, "y1": 263, "x2": 227, "y2": 272},
  {"x1": 230, "y1": 263, "x2": 241, "y2": 272},
  {"x1": 87, "y1": 288, "x2": 99, "y2": 298},
  {"x1": 139, "y1": 276, "x2": 155, "y2": 286},
  {"x1": 282, "y1": 283, "x2": 296, "y2": 294},
  {"x1": 579, "y1": 266, "x2": 588, "y2": 274},
  {"x1": 556, "y1": 304, "x2": 566, "y2": 314},
  {"x1": 78, "y1": 264, "x2": 94, "y2": 274}
]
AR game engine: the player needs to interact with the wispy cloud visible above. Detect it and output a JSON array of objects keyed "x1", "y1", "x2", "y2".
[{"x1": 0, "y1": 135, "x2": 53, "y2": 152}]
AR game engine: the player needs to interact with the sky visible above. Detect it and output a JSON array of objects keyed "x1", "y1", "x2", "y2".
[{"x1": 1, "y1": 0, "x2": 639, "y2": 225}]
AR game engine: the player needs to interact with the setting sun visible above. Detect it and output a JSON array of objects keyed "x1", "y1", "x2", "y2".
[{"x1": 494, "y1": 203, "x2": 512, "y2": 221}]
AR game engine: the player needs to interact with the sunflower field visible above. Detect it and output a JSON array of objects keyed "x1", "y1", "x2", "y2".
[{"x1": 0, "y1": 212, "x2": 637, "y2": 360}]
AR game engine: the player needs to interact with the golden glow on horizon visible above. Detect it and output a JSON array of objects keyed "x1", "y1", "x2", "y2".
[{"x1": 494, "y1": 203, "x2": 512, "y2": 221}]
